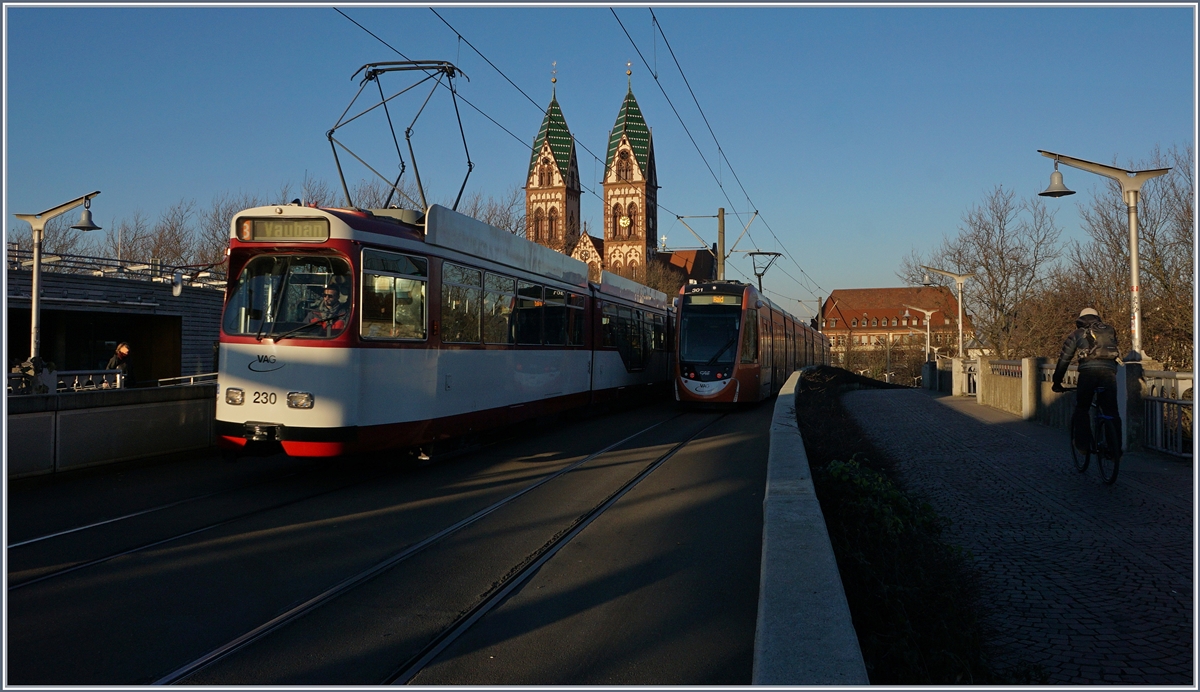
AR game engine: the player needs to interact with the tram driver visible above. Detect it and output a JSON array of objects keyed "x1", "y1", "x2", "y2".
[{"x1": 308, "y1": 286, "x2": 348, "y2": 333}]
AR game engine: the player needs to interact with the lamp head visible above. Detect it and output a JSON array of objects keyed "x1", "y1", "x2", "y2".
[
  {"x1": 1039, "y1": 161, "x2": 1076, "y2": 198},
  {"x1": 70, "y1": 199, "x2": 102, "y2": 232}
]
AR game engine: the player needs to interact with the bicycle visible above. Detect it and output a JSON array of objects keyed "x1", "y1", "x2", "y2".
[{"x1": 1062, "y1": 386, "x2": 1121, "y2": 484}]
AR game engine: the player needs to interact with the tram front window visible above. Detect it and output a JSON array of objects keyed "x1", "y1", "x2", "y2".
[
  {"x1": 680, "y1": 307, "x2": 741, "y2": 365},
  {"x1": 223, "y1": 255, "x2": 352, "y2": 340}
]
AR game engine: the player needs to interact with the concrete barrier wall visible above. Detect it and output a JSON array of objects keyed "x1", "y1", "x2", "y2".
[
  {"x1": 7, "y1": 384, "x2": 216, "y2": 479},
  {"x1": 978, "y1": 360, "x2": 1022, "y2": 416},
  {"x1": 753, "y1": 370, "x2": 870, "y2": 685}
]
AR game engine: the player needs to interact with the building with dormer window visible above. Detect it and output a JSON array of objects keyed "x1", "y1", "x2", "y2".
[{"x1": 820, "y1": 286, "x2": 975, "y2": 365}]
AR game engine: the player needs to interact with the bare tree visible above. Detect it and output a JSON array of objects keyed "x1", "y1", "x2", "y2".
[
  {"x1": 147, "y1": 199, "x2": 197, "y2": 266},
  {"x1": 899, "y1": 186, "x2": 1063, "y2": 358},
  {"x1": 456, "y1": 186, "x2": 527, "y2": 236},
  {"x1": 350, "y1": 177, "x2": 423, "y2": 210},
  {"x1": 97, "y1": 209, "x2": 153, "y2": 262},
  {"x1": 196, "y1": 192, "x2": 264, "y2": 267},
  {"x1": 1068, "y1": 145, "x2": 1193, "y2": 370},
  {"x1": 612, "y1": 258, "x2": 688, "y2": 297},
  {"x1": 301, "y1": 172, "x2": 336, "y2": 208}
]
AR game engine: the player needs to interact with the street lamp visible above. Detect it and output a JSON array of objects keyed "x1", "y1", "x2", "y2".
[
  {"x1": 1037, "y1": 150, "x2": 1170, "y2": 362},
  {"x1": 14, "y1": 191, "x2": 102, "y2": 374},
  {"x1": 922, "y1": 265, "x2": 975, "y2": 358},
  {"x1": 903, "y1": 304, "x2": 936, "y2": 361}
]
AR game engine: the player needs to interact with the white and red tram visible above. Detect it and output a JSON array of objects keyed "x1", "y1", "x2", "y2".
[
  {"x1": 674, "y1": 280, "x2": 830, "y2": 405},
  {"x1": 216, "y1": 204, "x2": 671, "y2": 458}
]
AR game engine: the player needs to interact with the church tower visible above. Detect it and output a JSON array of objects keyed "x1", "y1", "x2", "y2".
[
  {"x1": 525, "y1": 84, "x2": 581, "y2": 254},
  {"x1": 602, "y1": 72, "x2": 657, "y2": 275}
]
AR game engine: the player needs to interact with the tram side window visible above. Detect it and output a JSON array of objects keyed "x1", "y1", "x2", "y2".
[
  {"x1": 601, "y1": 303, "x2": 619, "y2": 347},
  {"x1": 515, "y1": 282, "x2": 543, "y2": 345},
  {"x1": 567, "y1": 293, "x2": 586, "y2": 345},
  {"x1": 741, "y1": 309, "x2": 759, "y2": 363},
  {"x1": 442, "y1": 262, "x2": 482, "y2": 343},
  {"x1": 484, "y1": 273, "x2": 516, "y2": 344},
  {"x1": 651, "y1": 314, "x2": 665, "y2": 350},
  {"x1": 543, "y1": 288, "x2": 568, "y2": 346},
  {"x1": 361, "y1": 249, "x2": 428, "y2": 340}
]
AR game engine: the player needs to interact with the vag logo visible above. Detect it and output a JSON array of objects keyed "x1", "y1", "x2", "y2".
[{"x1": 247, "y1": 354, "x2": 284, "y2": 372}]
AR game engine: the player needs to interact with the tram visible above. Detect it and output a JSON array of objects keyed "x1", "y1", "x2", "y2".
[
  {"x1": 215, "y1": 203, "x2": 671, "y2": 458},
  {"x1": 674, "y1": 280, "x2": 829, "y2": 404}
]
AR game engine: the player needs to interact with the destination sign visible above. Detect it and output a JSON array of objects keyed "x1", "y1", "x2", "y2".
[
  {"x1": 685, "y1": 294, "x2": 741, "y2": 306},
  {"x1": 236, "y1": 217, "x2": 329, "y2": 242}
]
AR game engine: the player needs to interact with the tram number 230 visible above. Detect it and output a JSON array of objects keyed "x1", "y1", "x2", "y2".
[{"x1": 252, "y1": 391, "x2": 278, "y2": 405}]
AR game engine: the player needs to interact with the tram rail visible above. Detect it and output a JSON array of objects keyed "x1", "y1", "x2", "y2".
[{"x1": 155, "y1": 412, "x2": 716, "y2": 684}]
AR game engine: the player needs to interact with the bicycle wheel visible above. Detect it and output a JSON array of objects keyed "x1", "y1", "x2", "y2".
[
  {"x1": 1070, "y1": 422, "x2": 1090, "y2": 472},
  {"x1": 1096, "y1": 417, "x2": 1120, "y2": 485}
]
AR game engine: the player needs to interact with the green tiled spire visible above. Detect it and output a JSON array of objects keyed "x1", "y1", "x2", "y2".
[
  {"x1": 606, "y1": 86, "x2": 651, "y2": 173},
  {"x1": 528, "y1": 91, "x2": 574, "y2": 178}
]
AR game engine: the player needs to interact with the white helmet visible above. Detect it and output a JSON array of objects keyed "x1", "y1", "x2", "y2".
[{"x1": 1079, "y1": 307, "x2": 1099, "y2": 318}]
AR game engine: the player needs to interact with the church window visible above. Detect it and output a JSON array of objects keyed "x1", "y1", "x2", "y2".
[
  {"x1": 617, "y1": 150, "x2": 632, "y2": 181},
  {"x1": 548, "y1": 207, "x2": 559, "y2": 240},
  {"x1": 611, "y1": 204, "x2": 623, "y2": 239},
  {"x1": 538, "y1": 158, "x2": 552, "y2": 187},
  {"x1": 532, "y1": 208, "x2": 544, "y2": 242},
  {"x1": 627, "y1": 204, "x2": 638, "y2": 238}
]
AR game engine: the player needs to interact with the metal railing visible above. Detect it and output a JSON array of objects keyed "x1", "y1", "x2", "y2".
[
  {"x1": 7, "y1": 372, "x2": 34, "y2": 395},
  {"x1": 7, "y1": 369, "x2": 125, "y2": 395},
  {"x1": 1142, "y1": 370, "x2": 1193, "y2": 458},
  {"x1": 157, "y1": 372, "x2": 218, "y2": 387},
  {"x1": 991, "y1": 360, "x2": 1022, "y2": 378},
  {"x1": 56, "y1": 370, "x2": 125, "y2": 391},
  {"x1": 963, "y1": 359, "x2": 978, "y2": 396},
  {"x1": 5, "y1": 247, "x2": 227, "y2": 289}
]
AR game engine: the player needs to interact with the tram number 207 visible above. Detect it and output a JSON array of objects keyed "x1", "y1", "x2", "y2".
[{"x1": 252, "y1": 391, "x2": 278, "y2": 405}]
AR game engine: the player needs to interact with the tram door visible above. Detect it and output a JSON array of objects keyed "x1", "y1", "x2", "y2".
[{"x1": 760, "y1": 310, "x2": 773, "y2": 396}]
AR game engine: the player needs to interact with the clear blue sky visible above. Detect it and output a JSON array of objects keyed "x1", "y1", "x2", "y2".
[{"x1": 5, "y1": 4, "x2": 1195, "y2": 316}]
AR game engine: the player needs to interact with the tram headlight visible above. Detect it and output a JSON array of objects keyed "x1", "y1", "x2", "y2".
[
  {"x1": 287, "y1": 391, "x2": 315, "y2": 409},
  {"x1": 225, "y1": 388, "x2": 245, "y2": 405}
]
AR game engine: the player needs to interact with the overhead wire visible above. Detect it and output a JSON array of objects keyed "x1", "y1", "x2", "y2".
[
  {"x1": 428, "y1": 8, "x2": 623, "y2": 208},
  {"x1": 338, "y1": 7, "x2": 823, "y2": 299},
  {"x1": 645, "y1": 9, "x2": 828, "y2": 301},
  {"x1": 333, "y1": 8, "x2": 617, "y2": 201}
]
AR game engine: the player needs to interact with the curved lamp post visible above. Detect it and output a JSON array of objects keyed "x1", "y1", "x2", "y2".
[
  {"x1": 922, "y1": 265, "x2": 974, "y2": 358},
  {"x1": 1037, "y1": 150, "x2": 1170, "y2": 362},
  {"x1": 903, "y1": 304, "x2": 937, "y2": 361},
  {"x1": 14, "y1": 191, "x2": 102, "y2": 374}
]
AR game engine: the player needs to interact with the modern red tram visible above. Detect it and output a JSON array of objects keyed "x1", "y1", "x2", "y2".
[
  {"x1": 673, "y1": 281, "x2": 830, "y2": 405},
  {"x1": 215, "y1": 203, "x2": 671, "y2": 458}
]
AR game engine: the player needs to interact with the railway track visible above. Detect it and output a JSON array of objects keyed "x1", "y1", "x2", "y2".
[
  {"x1": 9, "y1": 405, "x2": 749, "y2": 685},
  {"x1": 157, "y1": 412, "x2": 720, "y2": 684}
]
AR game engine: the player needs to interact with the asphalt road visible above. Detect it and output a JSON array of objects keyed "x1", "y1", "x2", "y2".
[{"x1": 6, "y1": 398, "x2": 773, "y2": 685}]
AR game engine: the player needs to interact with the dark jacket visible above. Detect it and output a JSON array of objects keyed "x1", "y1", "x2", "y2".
[
  {"x1": 1052, "y1": 314, "x2": 1119, "y2": 385},
  {"x1": 106, "y1": 352, "x2": 129, "y2": 374}
]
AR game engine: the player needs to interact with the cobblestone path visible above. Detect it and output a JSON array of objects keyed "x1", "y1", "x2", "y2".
[{"x1": 841, "y1": 389, "x2": 1193, "y2": 685}]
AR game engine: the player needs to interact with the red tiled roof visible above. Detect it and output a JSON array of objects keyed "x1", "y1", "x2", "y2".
[
  {"x1": 822, "y1": 286, "x2": 972, "y2": 330},
  {"x1": 659, "y1": 250, "x2": 714, "y2": 282}
]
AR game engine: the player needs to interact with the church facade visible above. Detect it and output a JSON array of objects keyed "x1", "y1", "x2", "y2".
[
  {"x1": 524, "y1": 92, "x2": 581, "y2": 255},
  {"x1": 600, "y1": 85, "x2": 657, "y2": 276},
  {"x1": 524, "y1": 75, "x2": 709, "y2": 289}
]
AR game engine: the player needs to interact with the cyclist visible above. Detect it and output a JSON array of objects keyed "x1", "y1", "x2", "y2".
[{"x1": 1051, "y1": 308, "x2": 1121, "y2": 457}]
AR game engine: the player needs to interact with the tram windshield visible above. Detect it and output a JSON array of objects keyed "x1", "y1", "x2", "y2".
[
  {"x1": 223, "y1": 255, "x2": 352, "y2": 340},
  {"x1": 679, "y1": 305, "x2": 741, "y2": 364}
]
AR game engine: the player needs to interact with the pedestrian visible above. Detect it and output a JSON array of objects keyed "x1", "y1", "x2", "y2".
[{"x1": 106, "y1": 342, "x2": 131, "y2": 374}]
